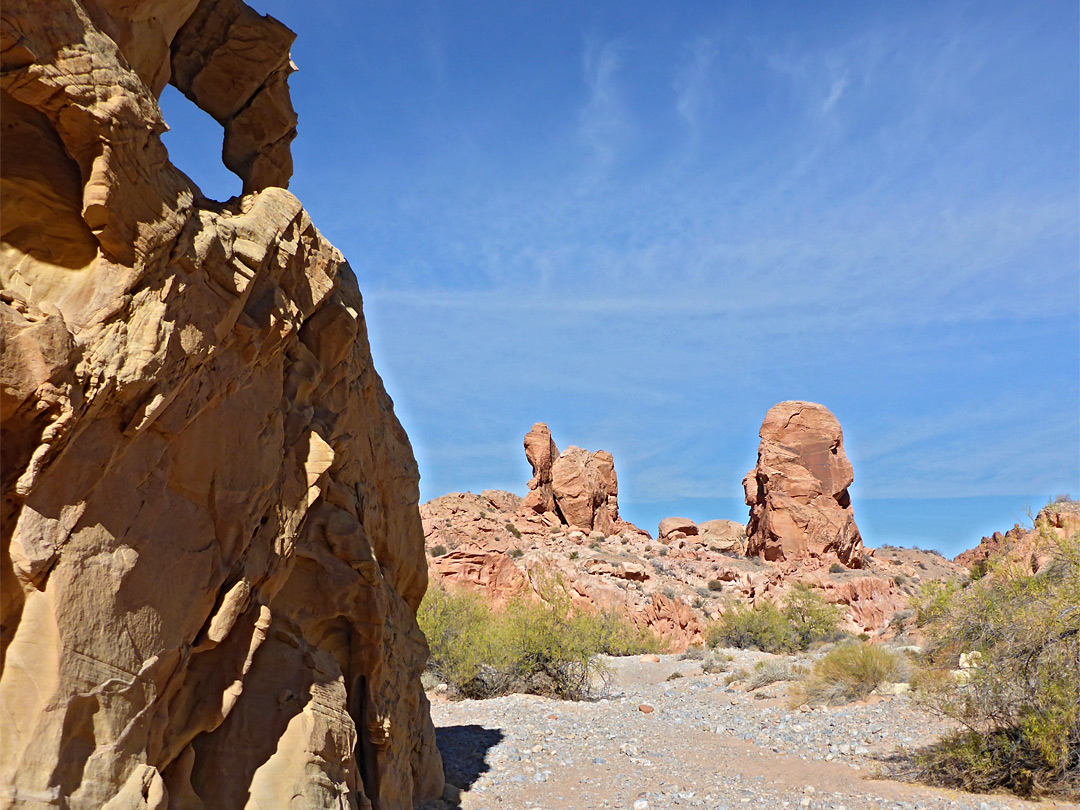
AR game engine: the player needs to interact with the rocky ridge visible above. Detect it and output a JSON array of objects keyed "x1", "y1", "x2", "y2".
[
  {"x1": 422, "y1": 415, "x2": 966, "y2": 650},
  {"x1": 954, "y1": 500, "x2": 1080, "y2": 574},
  {"x1": 1, "y1": 2, "x2": 440, "y2": 808}
]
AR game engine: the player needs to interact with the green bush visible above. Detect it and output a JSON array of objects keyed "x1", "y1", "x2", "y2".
[
  {"x1": 508, "y1": 547, "x2": 523, "y2": 559},
  {"x1": 505, "y1": 522, "x2": 522, "y2": 539},
  {"x1": 783, "y1": 584, "x2": 844, "y2": 648},
  {"x1": 417, "y1": 578, "x2": 662, "y2": 700},
  {"x1": 911, "y1": 578, "x2": 961, "y2": 626},
  {"x1": 829, "y1": 563, "x2": 846, "y2": 574},
  {"x1": 430, "y1": 545, "x2": 448, "y2": 557},
  {"x1": 793, "y1": 642, "x2": 910, "y2": 705},
  {"x1": 707, "y1": 579, "x2": 724, "y2": 592},
  {"x1": 705, "y1": 585, "x2": 841, "y2": 653},
  {"x1": 912, "y1": 530, "x2": 1080, "y2": 799},
  {"x1": 707, "y1": 600, "x2": 798, "y2": 652}
]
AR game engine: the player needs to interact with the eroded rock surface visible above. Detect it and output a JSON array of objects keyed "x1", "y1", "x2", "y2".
[
  {"x1": 954, "y1": 500, "x2": 1080, "y2": 575},
  {"x1": 744, "y1": 401, "x2": 864, "y2": 569},
  {"x1": 0, "y1": 2, "x2": 441, "y2": 807},
  {"x1": 521, "y1": 424, "x2": 630, "y2": 536}
]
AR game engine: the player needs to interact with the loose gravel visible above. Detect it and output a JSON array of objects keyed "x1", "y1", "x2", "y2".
[{"x1": 420, "y1": 652, "x2": 1079, "y2": 810}]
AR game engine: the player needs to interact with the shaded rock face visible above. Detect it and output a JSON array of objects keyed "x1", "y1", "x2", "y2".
[
  {"x1": 743, "y1": 401, "x2": 864, "y2": 568},
  {"x1": 0, "y1": 2, "x2": 441, "y2": 808},
  {"x1": 521, "y1": 423, "x2": 623, "y2": 535}
]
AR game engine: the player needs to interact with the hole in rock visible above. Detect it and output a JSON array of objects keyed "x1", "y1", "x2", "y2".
[{"x1": 158, "y1": 84, "x2": 241, "y2": 202}]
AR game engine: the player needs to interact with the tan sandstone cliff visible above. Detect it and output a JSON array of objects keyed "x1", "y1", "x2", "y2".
[{"x1": 0, "y1": 1, "x2": 442, "y2": 808}]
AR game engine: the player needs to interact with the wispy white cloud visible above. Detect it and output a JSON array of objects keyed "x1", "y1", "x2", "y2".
[
  {"x1": 821, "y1": 72, "x2": 849, "y2": 114},
  {"x1": 579, "y1": 39, "x2": 628, "y2": 171},
  {"x1": 673, "y1": 36, "x2": 719, "y2": 134}
]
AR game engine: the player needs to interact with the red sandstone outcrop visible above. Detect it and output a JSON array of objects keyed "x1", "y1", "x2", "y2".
[
  {"x1": 0, "y1": 2, "x2": 441, "y2": 807},
  {"x1": 955, "y1": 501, "x2": 1080, "y2": 574},
  {"x1": 522, "y1": 423, "x2": 559, "y2": 517},
  {"x1": 744, "y1": 401, "x2": 864, "y2": 568},
  {"x1": 522, "y1": 424, "x2": 636, "y2": 537},
  {"x1": 421, "y1": 492, "x2": 702, "y2": 649},
  {"x1": 658, "y1": 517, "x2": 699, "y2": 543},
  {"x1": 698, "y1": 520, "x2": 746, "y2": 554}
]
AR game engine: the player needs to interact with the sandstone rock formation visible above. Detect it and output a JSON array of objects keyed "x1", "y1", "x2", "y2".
[
  {"x1": 743, "y1": 401, "x2": 864, "y2": 568},
  {"x1": 658, "y1": 517, "x2": 698, "y2": 544},
  {"x1": 522, "y1": 423, "x2": 559, "y2": 517},
  {"x1": 522, "y1": 424, "x2": 629, "y2": 536},
  {"x1": 421, "y1": 492, "x2": 702, "y2": 650},
  {"x1": 0, "y1": 2, "x2": 441, "y2": 807},
  {"x1": 955, "y1": 500, "x2": 1080, "y2": 575},
  {"x1": 698, "y1": 520, "x2": 746, "y2": 554}
]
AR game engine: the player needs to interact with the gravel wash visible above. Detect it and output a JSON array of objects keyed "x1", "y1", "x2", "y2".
[{"x1": 420, "y1": 653, "x2": 1079, "y2": 810}]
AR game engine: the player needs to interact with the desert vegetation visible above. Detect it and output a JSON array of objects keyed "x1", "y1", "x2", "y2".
[
  {"x1": 909, "y1": 523, "x2": 1080, "y2": 799},
  {"x1": 418, "y1": 578, "x2": 664, "y2": 700},
  {"x1": 705, "y1": 584, "x2": 843, "y2": 653}
]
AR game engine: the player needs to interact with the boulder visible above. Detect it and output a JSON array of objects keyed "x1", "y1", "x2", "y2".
[
  {"x1": 658, "y1": 517, "x2": 699, "y2": 543},
  {"x1": 699, "y1": 519, "x2": 746, "y2": 553},
  {"x1": 0, "y1": 2, "x2": 441, "y2": 806},
  {"x1": 743, "y1": 401, "x2": 864, "y2": 568}
]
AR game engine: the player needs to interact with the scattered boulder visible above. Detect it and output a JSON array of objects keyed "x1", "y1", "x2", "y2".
[
  {"x1": 743, "y1": 401, "x2": 864, "y2": 568},
  {"x1": 658, "y1": 517, "x2": 699, "y2": 543},
  {"x1": 699, "y1": 519, "x2": 747, "y2": 554},
  {"x1": 0, "y1": 2, "x2": 441, "y2": 806}
]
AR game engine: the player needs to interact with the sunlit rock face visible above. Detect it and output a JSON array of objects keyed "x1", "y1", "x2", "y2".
[
  {"x1": 743, "y1": 401, "x2": 865, "y2": 569},
  {"x1": 0, "y1": 1, "x2": 443, "y2": 807}
]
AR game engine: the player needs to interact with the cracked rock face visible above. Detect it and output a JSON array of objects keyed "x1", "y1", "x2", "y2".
[
  {"x1": 743, "y1": 401, "x2": 864, "y2": 568},
  {"x1": 0, "y1": 1, "x2": 442, "y2": 808}
]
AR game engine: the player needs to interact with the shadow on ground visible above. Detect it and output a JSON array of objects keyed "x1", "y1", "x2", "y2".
[{"x1": 436, "y1": 724, "x2": 505, "y2": 790}]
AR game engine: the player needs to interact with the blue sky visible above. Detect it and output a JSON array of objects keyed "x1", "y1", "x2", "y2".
[{"x1": 160, "y1": 1, "x2": 1079, "y2": 555}]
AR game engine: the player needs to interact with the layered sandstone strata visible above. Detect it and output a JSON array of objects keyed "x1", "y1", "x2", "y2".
[
  {"x1": 743, "y1": 401, "x2": 865, "y2": 568},
  {"x1": 0, "y1": 1, "x2": 441, "y2": 807}
]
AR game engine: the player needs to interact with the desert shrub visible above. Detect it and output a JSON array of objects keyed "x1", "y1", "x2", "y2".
[
  {"x1": 911, "y1": 578, "x2": 961, "y2": 626},
  {"x1": 793, "y1": 643, "x2": 910, "y2": 705},
  {"x1": 430, "y1": 545, "x2": 448, "y2": 557},
  {"x1": 701, "y1": 651, "x2": 732, "y2": 674},
  {"x1": 911, "y1": 531, "x2": 1080, "y2": 799},
  {"x1": 569, "y1": 551, "x2": 579, "y2": 560},
  {"x1": 679, "y1": 644, "x2": 705, "y2": 661},
  {"x1": 589, "y1": 540, "x2": 601, "y2": 550},
  {"x1": 747, "y1": 659, "x2": 805, "y2": 691},
  {"x1": 505, "y1": 522, "x2": 522, "y2": 539},
  {"x1": 707, "y1": 579, "x2": 724, "y2": 592},
  {"x1": 706, "y1": 586, "x2": 841, "y2": 653},
  {"x1": 657, "y1": 546, "x2": 668, "y2": 556},
  {"x1": 829, "y1": 563, "x2": 846, "y2": 574},
  {"x1": 418, "y1": 578, "x2": 663, "y2": 700},
  {"x1": 666, "y1": 671, "x2": 683, "y2": 681},
  {"x1": 707, "y1": 600, "x2": 798, "y2": 653},
  {"x1": 508, "y1": 547, "x2": 523, "y2": 559},
  {"x1": 783, "y1": 585, "x2": 843, "y2": 648}
]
